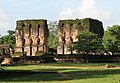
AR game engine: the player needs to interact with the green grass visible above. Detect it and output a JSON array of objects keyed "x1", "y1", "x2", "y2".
[{"x1": 0, "y1": 62, "x2": 120, "y2": 83}]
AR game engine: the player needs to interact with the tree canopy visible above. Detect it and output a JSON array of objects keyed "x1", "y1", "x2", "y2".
[
  {"x1": 0, "y1": 30, "x2": 15, "y2": 45},
  {"x1": 47, "y1": 21, "x2": 58, "y2": 49},
  {"x1": 72, "y1": 31, "x2": 103, "y2": 54},
  {"x1": 103, "y1": 25, "x2": 120, "y2": 53}
]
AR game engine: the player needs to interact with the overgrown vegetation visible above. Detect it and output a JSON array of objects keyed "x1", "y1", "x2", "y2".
[
  {"x1": 103, "y1": 25, "x2": 120, "y2": 53},
  {"x1": 67, "y1": 25, "x2": 120, "y2": 54},
  {"x1": 47, "y1": 21, "x2": 58, "y2": 49},
  {"x1": 71, "y1": 31, "x2": 104, "y2": 54},
  {"x1": 0, "y1": 30, "x2": 15, "y2": 45}
]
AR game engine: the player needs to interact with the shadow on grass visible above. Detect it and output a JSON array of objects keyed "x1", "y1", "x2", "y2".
[{"x1": 0, "y1": 68, "x2": 120, "y2": 82}]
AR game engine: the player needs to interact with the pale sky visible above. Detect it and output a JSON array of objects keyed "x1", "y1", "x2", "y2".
[{"x1": 0, "y1": 0, "x2": 120, "y2": 35}]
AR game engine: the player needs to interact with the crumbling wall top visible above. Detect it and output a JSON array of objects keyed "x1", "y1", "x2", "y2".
[{"x1": 16, "y1": 19, "x2": 47, "y2": 30}]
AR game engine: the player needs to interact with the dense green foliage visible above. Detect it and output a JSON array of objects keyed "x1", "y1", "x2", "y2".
[
  {"x1": 103, "y1": 25, "x2": 120, "y2": 53},
  {"x1": 0, "y1": 30, "x2": 15, "y2": 45},
  {"x1": 72, "y1": 31, "x2": 103, "y2": 54},
  {"x1": 70, "y1": 25, "x2": 120, "y2": 54},
  {"x1": 47, "y1": 21, "x2": 58, "y2": 49}
]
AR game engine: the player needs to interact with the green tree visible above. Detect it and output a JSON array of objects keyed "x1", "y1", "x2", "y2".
[
  {"x1": 0, "y1": 30, "x2": 15, "y2": 45},
  {"x1": 109, "y1": 25, "x2": 120, "y2": 40},
  {"x1": 73, "y1": 31, "x2": 103, "y2": 54},
  {"x1": 0, "y1": 34, "x2": 3, "y2": 44},
  {"x1": 47, "y1": 21, "x2": 58, "y2": 49},
  {"x1": 103, "y1": 25, "x2": 120, "y2": 53},
  {"x1": 48, "y1": 21, "x2": 58, "y2": 35},
  {"x1": 7, "y1": 30, "x2": 15, "y2": 35}
]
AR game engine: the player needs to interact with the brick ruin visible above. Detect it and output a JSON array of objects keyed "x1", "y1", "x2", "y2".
[
  {"x1": 57, "y1": 18, "x2": 104, "y2": 54},
  {"x1": 15, "y1": 19, "x2": 49, "y2": 56},
  {"x1": 14, "y1": 18, "x2": 104, "y2": 56}
]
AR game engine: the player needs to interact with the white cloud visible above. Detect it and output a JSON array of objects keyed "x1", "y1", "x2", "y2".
[
  {"x1": 59, "y1": 0, "x2": 111, "y2": 27},
  {"x1": 0, "y1": 10, "x2": 11, "y2": 35},
  {"x1": 59, "y1": 8, "x2": 73, "y2": 19},
  {"x1": 78, "y1": 0, "x2": 111, "y2": 21}
]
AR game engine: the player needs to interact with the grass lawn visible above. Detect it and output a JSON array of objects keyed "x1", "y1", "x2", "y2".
[{"x1": 0, "y1": 62, "x2": 120, "y2": 83}]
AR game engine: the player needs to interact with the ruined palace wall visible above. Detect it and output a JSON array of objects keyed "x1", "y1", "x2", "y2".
[
  {"x1": 15, "y1": 18, "x2": 104, "y2": 55},
  {"x1": 15, "y1": 19, "x2": 49, "y2": 56},
  {"x1": 57, "y1": 18, "x2": 104, "y2": 54}
]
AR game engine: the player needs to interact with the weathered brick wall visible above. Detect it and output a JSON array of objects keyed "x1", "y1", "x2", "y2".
[
  {"x1": 57, "y1": 18, "x2": 104, "y2": 54},
  {"x1": 15, "y1": 19, "x2": 49, "y2": 56}
]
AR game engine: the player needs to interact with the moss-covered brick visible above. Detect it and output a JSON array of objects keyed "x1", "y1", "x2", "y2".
[
  {"x1": 16, "y1": 19, "x2": 47, "y2": 30},
  {"x1": 15, "y1": 19, "x2": 49, "y2": 56},
  {"x1": 58, "y1": 18, "x2": 104, "y2": 38},
  {"x1": 57, "y1": 18, "x2": 104, "y2": 54}
]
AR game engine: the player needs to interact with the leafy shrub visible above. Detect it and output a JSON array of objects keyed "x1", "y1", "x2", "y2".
[
  {"x1": 35, "y1": 51, "x2": 45, "y2": 56},
  {"x1": 14, "y1": 52, "x2": 27, "y2": 57}
]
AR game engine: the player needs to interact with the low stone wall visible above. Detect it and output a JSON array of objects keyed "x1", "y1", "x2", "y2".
[
  {"x1": 55, "y1": 54, "x2": 120, "y2": 63},
  {"x1": 1, "y1": 54, "x2": 120, "y2": 64},
  {"x1": 12, "y1": 56, "x2": 56, "y2": 64}
]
